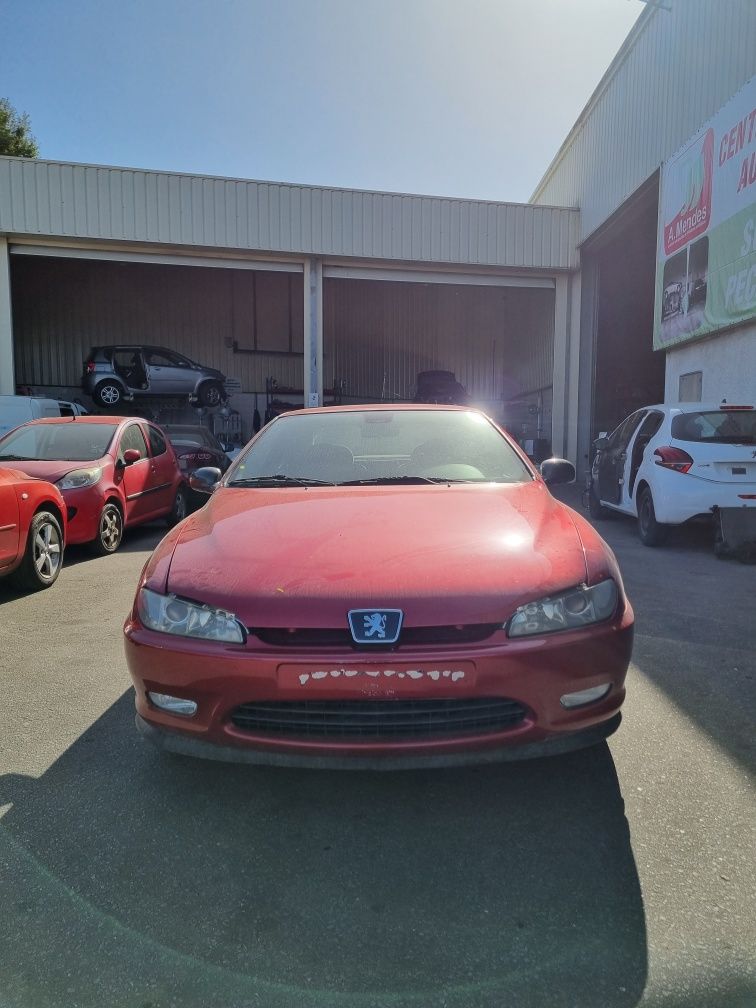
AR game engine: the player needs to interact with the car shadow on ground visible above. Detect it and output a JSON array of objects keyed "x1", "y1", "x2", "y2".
[{"x1": 0, "y1": 692, "x2": 647, "y2": 1008}]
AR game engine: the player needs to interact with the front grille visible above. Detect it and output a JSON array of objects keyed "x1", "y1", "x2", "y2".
[
  {"x1": 251, "y1": 624, "x2": 499, "y2": 649},
  {"x1": 229, "y1": 697, "x2": 527, "y2": 740}
]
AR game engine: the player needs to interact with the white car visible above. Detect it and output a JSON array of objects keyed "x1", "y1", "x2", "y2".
[{"x1": 588, "y1": 403, "x2": 756, "y2": 546}]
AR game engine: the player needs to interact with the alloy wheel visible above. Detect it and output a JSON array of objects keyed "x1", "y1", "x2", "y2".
[
  {"x1": 33, "y1": 521, "x2": 62, "y2": 581},
  {"x1": 100, "y1": 507, "x2": 122, "y2": 551}
]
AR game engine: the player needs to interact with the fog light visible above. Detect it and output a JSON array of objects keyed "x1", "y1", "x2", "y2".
[
  {"x1": 560, "y1": 683, "x2": 611, "y2": 709},
  {"x1": 148, "y1": 691, "x2": 198, "y2": 716}
]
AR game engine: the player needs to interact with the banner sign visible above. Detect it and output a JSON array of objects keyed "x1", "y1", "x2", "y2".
[{"x1": 654, "y1": 76, "x2": 756, "y2": 350}]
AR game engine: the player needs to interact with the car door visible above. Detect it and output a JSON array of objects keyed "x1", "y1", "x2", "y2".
[
  {"x1": 0, "y1": 474, "x2": 21, "y2": 570},
  {"x1": 597, "y1": 411, "x2": 647, "y2": 506},
  {"x1": 144, "y1": 424, "x2": 178, "y2": 517},
  {"x1": 118, "y1": 423, "x2": 153, "y2": 524},
  {"x1": 112, "y1": 349, "x2": 148, "y2": 392},
  {"x1": 144, "y1": 350, "x2": 190, "y2": 395},
  {"x1": 627, "y1": 410, "x2": 665, "y2": 501}
]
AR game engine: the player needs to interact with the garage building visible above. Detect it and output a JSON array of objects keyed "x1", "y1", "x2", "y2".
[
  {"x1": 0, "y1": 167, "x2": 578, "y2": 455},
  {"x1": 531, "y1": 0, "x2": 756, "y2": 471}
]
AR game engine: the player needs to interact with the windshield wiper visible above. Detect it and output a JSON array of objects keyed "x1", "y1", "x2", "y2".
[
  {"x1": 0, "y1": 454, "x2": 35, "y2": 462},
  {"x1": 228, "y1": 474, "x2": 337, "y2": 487},
  {"x1": 340, "y1": 475, "x2": 452, "y2": 486}
]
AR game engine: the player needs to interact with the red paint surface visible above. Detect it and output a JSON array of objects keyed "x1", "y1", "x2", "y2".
[{"x1": 0, "y1": 466, "x2": 67, "y2": 577}]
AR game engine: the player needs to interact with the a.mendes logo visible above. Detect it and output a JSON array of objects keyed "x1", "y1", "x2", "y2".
[{"x1": 664, "y1": 128, "x2": 714, "y2": 256}]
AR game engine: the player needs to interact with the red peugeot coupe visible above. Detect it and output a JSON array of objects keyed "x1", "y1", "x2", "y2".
[{"x1": 125, "y1": 406, "x2": 634, "y2": 769}]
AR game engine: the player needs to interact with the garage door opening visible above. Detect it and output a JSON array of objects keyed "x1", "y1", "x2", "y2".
[
  {"x1": 588, "y1": 178, "x2": 665, "y2": 439},
  {"x1": 9, "y1": 252, "x2": 304, "y2": 440},
  {"x1": 324, "y1": 275, "x2": 556, "y2": 457}
]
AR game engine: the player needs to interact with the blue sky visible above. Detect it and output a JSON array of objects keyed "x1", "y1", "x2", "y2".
[{"x1": 1, "y1": 0, "x2": 642, "y2": 203}]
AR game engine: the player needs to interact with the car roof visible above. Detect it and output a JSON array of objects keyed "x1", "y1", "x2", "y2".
[
  {"x1": 97, "y1": 345, "x2": 187, "y2": 353},
  {"x1": 665, "y1": 402, "x2": 754, "y2": 413},
  {"x1": 276, "y1": 403, "x2": 481, "y2": 417},
  {"x1": 20, "y1": 415, "x2": 151, "y2": 426}
]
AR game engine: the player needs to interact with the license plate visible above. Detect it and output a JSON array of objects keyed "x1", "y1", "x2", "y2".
[{"x1": 279, "y1": 662, "x2": 476, "y2": 690}]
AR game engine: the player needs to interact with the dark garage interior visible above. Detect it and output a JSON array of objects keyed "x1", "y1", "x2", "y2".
[{"x1": 588, "y1": 177, "x2": 666, "y2": 438}]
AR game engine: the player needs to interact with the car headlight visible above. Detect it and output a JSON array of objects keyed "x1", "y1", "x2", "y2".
[
  {"x1": 506, "y1": 579, "x2": 618, "y2": 638},
  {"x1": 137, "y1": 587, "x2": 246, "y2": 643},
  {"x1": 56, "y1": 466, "x2": 102, "y2": 490}
]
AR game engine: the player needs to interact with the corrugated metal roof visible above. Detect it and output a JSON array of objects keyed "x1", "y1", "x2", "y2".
[
  {"x1": 531, "y1": 0, "x2": 756, "y2": 242},
  {"x1": 0, "y1": 157, "x2": 579, "y2": 271}
]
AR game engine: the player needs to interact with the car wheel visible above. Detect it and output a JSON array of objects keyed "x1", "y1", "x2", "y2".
[
  {"x1": 587, "y1": 482, "x2": 609, "y2": 519},
  {"x1": 198, "y1": 381, "x2": 224, "y2": 407},
  {"x1": 10, "y1": 511, "x2": 64, "y2": 592},
  {"x1": 93, "y1": 381, "x2": 123, "y2": 408},
  {"x1": 637, "y1": 487, "x2": 667, "y2": 547},
  {"x1": 166, "y1": 485, "x2": 188, "y2": 527},
  {"x1": 90, "y1": 502, "x2": 124, "y2": 555}
]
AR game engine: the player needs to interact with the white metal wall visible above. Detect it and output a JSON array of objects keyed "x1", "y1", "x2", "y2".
[
  {"x1": 532, "y1": 0, "x2": 756, "y2": 241},
  {"x1": 0, "y1": 157, "x2": 579, "y2": 271}
]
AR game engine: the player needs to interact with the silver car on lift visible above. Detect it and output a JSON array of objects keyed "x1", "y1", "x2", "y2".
[{"x1": 82, "y1": 345, "x2": 227, "y2": 409}]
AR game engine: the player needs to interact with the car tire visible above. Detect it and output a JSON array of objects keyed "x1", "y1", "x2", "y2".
[
  {"x1": 637, "y1": 487, "x2": 667, "y2": 547},
  {"x1": 10, "y1": 511, "x2": 64, "y2": 592},
  {"x1": 197, "y1": 381, "x2": 224, "y2": 408},
  {"x1": 588, "y1": 482, "x2": 609, "y2": 519},
  {"x1": 93, "y1": 381, "x2": 124, "y2": 408},
  {"x1": 90, "y1": 502, "x2": 124, "y2": 555},
  {"x1": 166, "y1": 485, "x2": 188, "y2": 527}
]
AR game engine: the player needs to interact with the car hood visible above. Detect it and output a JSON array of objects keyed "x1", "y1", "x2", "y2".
[
  {"x1": 0, "y1": 457, "x2": 108, "y2": 483},
  {"x1": 163, "y1": 481, "x2": 588, "y2": 628}
]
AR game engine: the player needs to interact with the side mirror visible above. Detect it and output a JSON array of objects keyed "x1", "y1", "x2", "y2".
[
  {"x1": 593, "y1": 436, "x2": 609, "y2": 450},
  {"x1": 540, "y1": 458, "x2": 576, "y2": 486},
  {"x1": 189, "y1": 466, "x2": 223, "y2": 494},
  {"x1": 122, "y1": 448, "x2": 141, "y2": 466}
]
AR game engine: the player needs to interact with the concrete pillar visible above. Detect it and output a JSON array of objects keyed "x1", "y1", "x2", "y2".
[
  {"x1": 303, "y1": 257, "x2": 323, "y2": 406},
  {"x1": 0, "y1": 238, "x2": 14, "y2": 395}
]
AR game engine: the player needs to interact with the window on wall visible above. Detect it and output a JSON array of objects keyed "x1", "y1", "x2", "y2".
[{"x1": 678, "y1": 371, "x2": 703, "y2": 402}]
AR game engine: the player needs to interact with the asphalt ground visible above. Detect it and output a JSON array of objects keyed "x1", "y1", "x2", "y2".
[{"x1": 0, "y1": 493, "x2": 754, "y2": 1008}]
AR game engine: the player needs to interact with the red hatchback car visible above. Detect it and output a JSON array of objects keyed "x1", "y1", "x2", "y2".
[
  {"x1": 125, "y1": 405, "x2": 634, "y2": 769},
  {"x1": 0, "y1": 416, "x2": 187, "y2": 554},
  {"x1": 0, "y1": 466, "x2": 66, "y2": 591}
]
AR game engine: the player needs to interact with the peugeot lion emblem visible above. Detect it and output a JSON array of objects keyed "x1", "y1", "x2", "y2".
[{"x1": 348, "y1": 609, "x2": 403, "y2": 645}]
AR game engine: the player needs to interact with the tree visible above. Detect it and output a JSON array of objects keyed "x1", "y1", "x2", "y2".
[{"x1": 0, "y1": 99, "x2": 39, "y2": 158}]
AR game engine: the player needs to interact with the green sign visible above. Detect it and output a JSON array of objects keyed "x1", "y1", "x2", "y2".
[{"x1": 654, "y1": 76, "x2": 756, "y2": 350}]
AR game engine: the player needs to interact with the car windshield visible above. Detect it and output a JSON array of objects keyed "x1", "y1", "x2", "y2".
[
  {"x1": 164, "y1": 426, "x2": 221, "y2": 449},
  {"x1": 672, "y1": 409, "x2": 756, "y2": 444},
  {"x1": 228, "y1": 409, "x2": 532, "y2": 486},
  {"x1": 0, "y1": 422, "x2": 119, "y2": 462}
]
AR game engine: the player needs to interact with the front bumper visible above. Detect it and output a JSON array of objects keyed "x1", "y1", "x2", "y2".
[
  {"x1": 125, "y1": 605, "x2": 634, "y2": 767},
  {"x1": 61, "y1": 486, "x2": 107, "y2": 544},
  {"x1": 135, "y1": 710, "x2": 623, "y2": 769}
]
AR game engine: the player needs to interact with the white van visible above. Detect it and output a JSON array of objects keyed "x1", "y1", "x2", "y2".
[{"x1": 0, "y1": 396, "x2": 89, "y2": 439}]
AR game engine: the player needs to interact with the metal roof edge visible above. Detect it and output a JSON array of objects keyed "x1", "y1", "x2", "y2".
[
  {"x1": 0, "y1": 155, "x2": 579, "y2": 214},
  {"x1": 529, "y1": 4, "x2": 656, "y2": 204}
]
